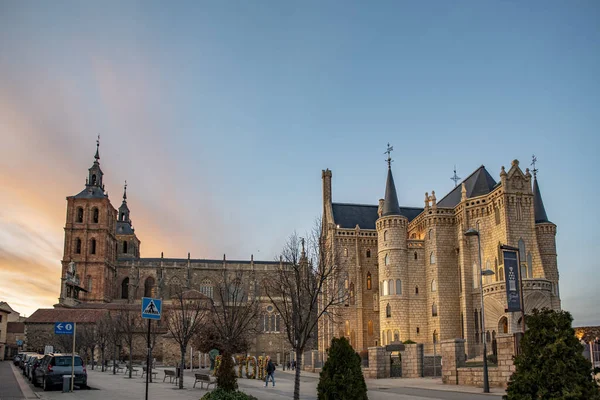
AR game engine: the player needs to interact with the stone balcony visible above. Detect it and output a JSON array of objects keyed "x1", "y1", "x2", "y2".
[{"x1": 482, "y1": 278, "x2": 553, "y2": 298}]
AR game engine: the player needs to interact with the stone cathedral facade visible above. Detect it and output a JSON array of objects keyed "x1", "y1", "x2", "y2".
[
  {"x1": 56, "y1": 142, "x2": 288, "y2": 361},
  {"x1": 319, "y1": 157, "x2": 560, "y2": 357}
]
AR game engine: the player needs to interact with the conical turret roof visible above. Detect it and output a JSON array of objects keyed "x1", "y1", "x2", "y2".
[
  {"x1": 533, "y1": 175, "x2": 550, "y2": 223},
  {"x1": 382, "y1": 167, "x2": 401, "y2": 216}
]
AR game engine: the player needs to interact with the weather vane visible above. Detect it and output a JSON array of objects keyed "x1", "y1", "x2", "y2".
[
  {"x1": 384, "y1": 143, "x2": 394, "y2": 168},
  {"x1": 531, "y1": 155, "x2": 538, "y2": 177},
  {"x1": 451, "y1": 165, "x2": 461, "y2": 187}
]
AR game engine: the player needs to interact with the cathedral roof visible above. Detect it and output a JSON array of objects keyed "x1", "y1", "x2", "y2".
[
  {"x1": 437, "y1": 165, "x2": 498, "y2": 208},
  {"x1": 382, "y1": 167, "x2": 402, "y2": 216},
  {"x1": 533, "y1": 175, "x2": 551, "y2": 223},
  {"x1": 26, "y1": 308, "x2": 106, "y2": 323},
  {"x1": 117, "y1": 221, "x2": 135, "y2": 235},
  {"x1": 73, "y1": 186, "x2": 107, "y2": 199},
  {"x1": 332, "y1": 203, "x2": 423, "y2": 229}
]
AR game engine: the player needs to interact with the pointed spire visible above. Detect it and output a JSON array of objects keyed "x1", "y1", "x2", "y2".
[
  {"x1": 94, "y1": 135, "x2": 100, "y2": 162},
  {"x1": 382, "y1": 167, "x2": 401, "y2": 216},
  {"x1": 123, "y1": 180, "x2": 127, "y2": 201},
  {"x1": 533, "y1": 173, "x2": 550, "y2": 224}
]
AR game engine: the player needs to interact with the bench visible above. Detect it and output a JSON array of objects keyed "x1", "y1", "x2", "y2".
[
  {"x1": 193, "y1": 373, "x2": 216, "y2": 389},
  {"x1": 125, "y1": 365, "x2": 139, "y2": 375},
  {"x1": 115, "y1": 364, "x2": 125, "y2": 373},
  {"x1": 141, "y1": 366, "x2": 157, "y2": 379},
  {"x1": 163, "y1": 369, "x2": 177, "y2": 383}
]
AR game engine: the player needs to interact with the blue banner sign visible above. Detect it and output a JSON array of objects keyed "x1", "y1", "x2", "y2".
[
  {"x1": 503, "y1": 249, "x2": 522, "y2": 312},
  {"x1": 54, "y1": 322, "x2": 74, "y2": 335}
]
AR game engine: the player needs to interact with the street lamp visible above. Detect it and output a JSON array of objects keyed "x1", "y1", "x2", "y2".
[{"x1": 464, "y1": 228, "x2": 495, "y2": 393}]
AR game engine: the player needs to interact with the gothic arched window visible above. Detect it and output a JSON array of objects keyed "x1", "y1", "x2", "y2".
[
  {"x1": 92, "y1": 207, "x2": 99, "y2": 223},
  {"x1": 343, "y1": 248, "x2": 348, "y2": 257},
  {"x1": 396, "y1": 279, "x2": 402, "y2": 295},
  {"x1": 527, "y1": 252, "x2": 533, "y2": 279},
  {"x1": 90, "y1": 238, "x2": 96, "y2": 255},
  {"x1": 428, "y1": 229, "x2": 433, "y2": 240},
  {"x1": 121, "y1": 277, "x2": 129, "y2": 299},
  {"x1": 430, "y1": 252, "x2": 436, "y2": 264},
  {"x1": 75, "y1": 238, "x2": 82, "y2": 254},
  {"x1": 349, "y1": 283, "x2": 355, "y2": 305},
  {"x1": 432, "y1": 302, "x2": 438, "y2": 317},
  {"x1": 144, "y1": 276, "x2": 155, "y2": 298},
  {"x1": 368, "y1": 320, "x2": 373, "y2": 336},
  {"x1": 385, "y1": 254, "x2": 389, "y2": 266},
  {"x1": 431, "y1": 279, "x2": 437, "y2": 292},
  {"x1": 123, "y1": 241, "x2": 128, "y2": 254},
  {"x1": 200, "y1": 279, "x2": 214, "y2": 299},
  {"x1": 91, "y1": 174, "x2": 97, "y2": 185},
  {"x1": 383, "y1": 280, "x2": 389, "y2": 296},
  {"x1": 366, "y1": 249, "x2": 371, "y2": 258},
  {"x1": 366, "y1": 272, "x2": 372, "y2": 290},
  {"x1": 76, "y1": 207, "x2": 83, "y2": 223},
  {"x1": 414, "y1": 252, "x2": 418, "y2": 260},
  {"x1": 415, "y1": 286, "x2": 419, "y2": 294},
  {"x1": 384, "y1": 230, "x2": 387, "y2": 241},
  {"x1": 386, "y1": 303, "x2": 391, "y2": 318},
  {"x1": 388, "y1": 280, "x2": 394, "y2": 295}
]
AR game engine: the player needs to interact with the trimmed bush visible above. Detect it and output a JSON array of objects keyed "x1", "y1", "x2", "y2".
[
  {"x1": 403, "y1": 340, "x2": 416, "y2": 344},
  {"x1": 200, "y1": 388, "x2": 258, "y2": 400},
  {"x1": 317, "y1": 337, "x2": 368, "y2": 400}
]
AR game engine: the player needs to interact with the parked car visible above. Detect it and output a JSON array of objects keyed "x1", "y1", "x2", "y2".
[
  {"x1": 23, "y1": 355, "x2": 37, "y2": 375},
  {"x1": 19, "y1": 353, "x2": 36, "y2": 370},
  {"x1": 34, "y1": 353, "x2": 87, "y2": 391},
  {"x1": 27, "y1": 355, "x2": 44, "y2": 381},
  {"x1": 13, "y1": 354, "x2": 22, "y2": 366}
]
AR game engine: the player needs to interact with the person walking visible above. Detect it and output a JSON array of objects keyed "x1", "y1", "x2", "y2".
[{"x1": 265, "y1": 356, "x2": 276, "y2": 387}]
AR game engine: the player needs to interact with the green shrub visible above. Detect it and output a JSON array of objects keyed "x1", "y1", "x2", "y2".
[
  {"x1": 216, "y1": 351, "x2": 238, "y2": 392},
  {"x1": 317, "y1": 337, "x2": 368, "y2": 400},
  {"x1": 504, "y1": 309, "x2": 600, "y2": 400},
  {"x1": 403, "y1": 340, "x2": 416, "y2": 344},
  {"x1": 200, "y1": 388, "x2": 258, "y2": 400}
]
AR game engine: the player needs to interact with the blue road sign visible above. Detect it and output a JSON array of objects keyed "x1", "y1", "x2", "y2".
[
  {"x1": 16, "y1": 339, "x2": 23, "y2": 346},
  {"x1": 141, "y1": 297, "x2": 162, "y2": 320},
  {"x1": 54, "y1": 322, "x2": 74, "y2": 335}
]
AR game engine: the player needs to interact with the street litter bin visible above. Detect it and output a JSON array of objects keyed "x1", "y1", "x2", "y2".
[{"x1": 62, "y1": 375, "x2": 72, "y2": 392}]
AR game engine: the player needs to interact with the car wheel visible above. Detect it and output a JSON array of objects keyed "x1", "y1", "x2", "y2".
[{"x1": 43, "y1": 378, "x2": 51, "y2": 391}]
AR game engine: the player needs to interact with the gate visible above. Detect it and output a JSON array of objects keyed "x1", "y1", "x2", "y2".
[{"x1": 390, "y1": 352, "x2": 402, "y2": 378}]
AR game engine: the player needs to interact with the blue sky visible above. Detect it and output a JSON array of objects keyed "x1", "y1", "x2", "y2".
[{"x1": 0, "y1": 1, "x2": 598, "y2": 324}]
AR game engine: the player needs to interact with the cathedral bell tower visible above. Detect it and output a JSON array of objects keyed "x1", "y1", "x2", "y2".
[
  {"x1": 116, "y1": 181, "x2": 141, "y2": 260},
  {"x1": 59, "y1": 137, "x2": 118, "y2": 305}
]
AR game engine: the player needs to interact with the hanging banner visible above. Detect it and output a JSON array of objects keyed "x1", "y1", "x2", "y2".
[{"x1": 503, "y1": 249, "x2": 521, "y2": 312}]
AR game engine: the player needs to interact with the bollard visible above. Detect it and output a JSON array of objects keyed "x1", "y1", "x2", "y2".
[{"x1": 62, "y1": 375, "x2": 71, "y2": 392}]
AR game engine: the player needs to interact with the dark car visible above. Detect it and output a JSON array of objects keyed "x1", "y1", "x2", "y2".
[
  {"x1": 34, "y1": 353, "x2": 87, "y2": 391},
  {"x1": 19, "y1": 353, "x2": 35, "y2": 370},
  {"x1": 13, "y1": 354, "x2": 22, "y2": 366},
  {"x1": 28, "y1": 355, "x2": 45, "y2": 382}
]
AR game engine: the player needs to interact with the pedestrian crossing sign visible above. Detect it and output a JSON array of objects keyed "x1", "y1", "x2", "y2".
[{"x1": 141, "y1": 297, "x2": 162, "y2": 320}]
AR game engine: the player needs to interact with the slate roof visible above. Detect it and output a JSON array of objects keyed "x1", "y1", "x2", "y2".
[
  {"x1": 331, "y1": 203, "x2": 423, "y2": 230},
  {"x1": 0, "y1": 302, "x2": 14, "y2": 313},
  {"x1": 117, "y1": 221, "x2": 135, "y2": 235},
  {"x1": 138, "y1": 258, "x2": 282, "y2": 265},
  {"x1": 437, "y1": 166, "x2": 498, "y2": 208},
  {"x1": 533, "y1": 176, "x2": 551, "y2": 223},
  {"x1": 382, "y1": 168, "x2": 401, "y2": 216},
  {"x1": 26, "y1": 308, "x2": 107, "y2": 323},
  {"x1": 73, "y1": 186, "x2": 107, "y2": 199}
]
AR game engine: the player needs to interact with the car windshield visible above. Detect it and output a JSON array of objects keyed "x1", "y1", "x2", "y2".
[{"x1": 53, "y1": 356, "x2": 83, "y2": 366}]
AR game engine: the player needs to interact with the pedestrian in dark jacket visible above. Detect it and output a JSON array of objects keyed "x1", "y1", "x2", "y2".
[{"x1": 265, "y1": 356, "x2": 276, "y2": 387}]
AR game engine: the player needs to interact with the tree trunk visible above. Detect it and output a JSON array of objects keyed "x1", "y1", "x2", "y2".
[
  {"x1": 101, "y1": 346, "x2": 105, "y2": 372},
  {"x1": 179, "y1": 348, "x2": 186, "y2": 389},
  {"x1": 294, "y1": 351, "x2": 303, "y2": 400},
  {"x1": 128, "y1": 341, "x2": 133, "y2": 379},
  {"x1": 91, "y1": 347, "x2": 95, "y2": 370},
  {"x1": 113, "y1": 345, "x2": 117, "y2": 375}
]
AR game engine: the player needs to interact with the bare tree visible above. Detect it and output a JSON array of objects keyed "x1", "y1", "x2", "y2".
[
  {"x1": 77, "y1": 324, "x2": 97, "y2": 368},
  {"x1": 209, "y1": 269, "x2": 261, "y2": 391},
  {"x1": 115, "y1": 307, "x2": 143, "y2": 378},
  {"x1": 265, "y1": 219, "x2": 347, "y2": 400},
  {"x1": 165, "y1": 288, "x2": 209, "y2": 389},
  {"x1": 106, "y1": 311, "x2": 124, "y2": 375},
  {"x1": 96, "y1": 313, "x2": 111, "y2": 371}
]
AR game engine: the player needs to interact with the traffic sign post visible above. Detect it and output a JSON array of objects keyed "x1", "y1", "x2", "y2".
[
  {"x1": 54, "y1": 321, "x2": 76, "y2": 392},
  {"x1": 141, "y1": 298, "x2": 162, "y2": 400}
]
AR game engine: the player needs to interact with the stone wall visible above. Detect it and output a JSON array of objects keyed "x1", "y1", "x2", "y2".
[
  {"x1": 443, "y1": 334, "x2": 515, "y2": 388},
  {"x1": 365, "y1": 346, "x2": 390, "y2": 379},
  {"x1": 400, "y1": 343, "x2": 423, "y2": 378}
]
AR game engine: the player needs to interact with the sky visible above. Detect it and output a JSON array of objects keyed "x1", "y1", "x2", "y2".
[{"x1": 0, "y1": 1, "x2": 598, "y2": 325}]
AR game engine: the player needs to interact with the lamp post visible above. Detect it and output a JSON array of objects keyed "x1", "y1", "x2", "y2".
[{"x1": 465, "y1": 228, "x2": 495, "y2": 393}]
